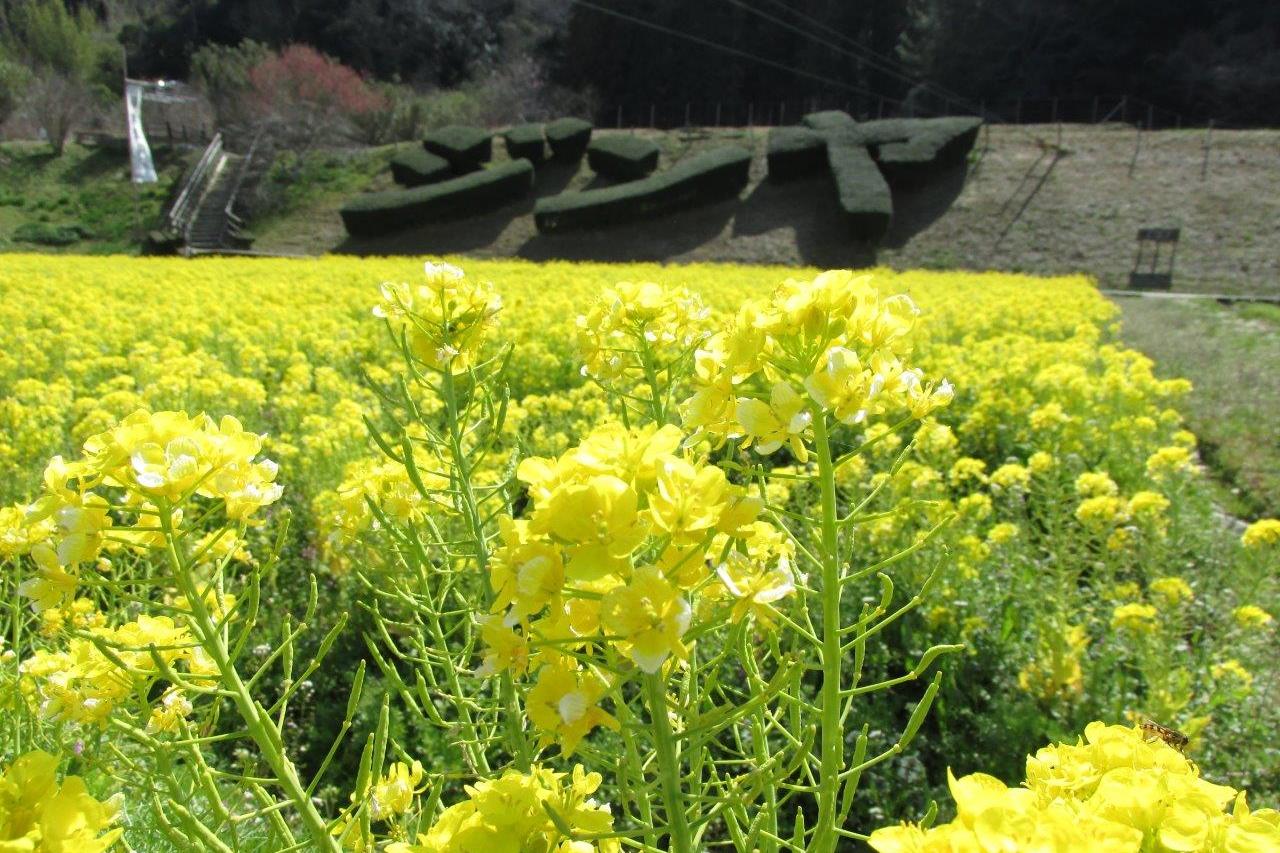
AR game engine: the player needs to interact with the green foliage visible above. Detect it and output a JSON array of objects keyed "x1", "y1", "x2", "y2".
[
  {"x1": 4, "y1": 0, "x2": 101, "y2": 79},
  {"x1": 587, "y1": 134, "x2": 660, "y2": 181},
  {"x1": 11, "y1": 220, "x2": 91, "y2": 245},
  {"x1": 545, "y1": 117, "x2": 592, "y2": 162},
  {"x1": 534, "y1": 145, "x2": 750, "y2": 232},
  {"x1": 503, "y1": 123, "x2": 547, "y2": 165},
  {"x1": 766, "y1": 126, "x2": 827, "y2": 180},
  {"x1": 422, "y1": 125, "x2": 493, "y2": 172},
  {"x1": 0, "y1": 50, "x2": 31, "y2": 126},
  {"x1": 388, "y1": 146, "x2": 451, "y2": 188},
  {"x1": 340, "y1": 159, "x2": 534, "y2": 237},
  {"x1": 350, "y1": 82, "x2": 428, "y2": 145},
  {"x1": 858, "y1": 116, "x2": 983, "y2": 184},
  {"x1": 189, "y1": 39, "x2": 271, "y2": 131}
]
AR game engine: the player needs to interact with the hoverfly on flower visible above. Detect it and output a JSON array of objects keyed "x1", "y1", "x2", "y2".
[{"x1": 1140, "y1": 719, "x2": 1190, "y2": 752}]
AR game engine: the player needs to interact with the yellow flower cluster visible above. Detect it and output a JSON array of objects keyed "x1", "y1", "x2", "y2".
[
  {"x1": 869, "y1": 723, "x2": 1280, "y2": 853},
  {"x1": 391, "y1": 765, "x2": 620, "y2": 853},
  {"x1": 575, "y1": 280, "x2": 711, "y2": 383},
  {"x1": 6, "y1": 410, "x2": 280, "y2": 614},
  {"x1": 477, "y1": 421, "x2": 792, "y2": 753},
  {"x1": 683, "y1": 270, "x2": 952, "y2": 461},
  {"x1": 373, "y1": 261, "x2": 503, "y2": 373},
  {"x1": 20, "y1": 612, "x2": 205, "y2": 726},
  {"x1": 0, "y1": 750, "x2": 122, "y2": 851},
  {"x1": 1242, "y1": 518, "x2": 1280, "y2": 549}
]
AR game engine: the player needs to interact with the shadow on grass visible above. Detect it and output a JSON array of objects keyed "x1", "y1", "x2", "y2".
[
  {"x1": 331, "y1": 195, "x2": 535, "y2": 256},
  {"x1": 517, "y1": 198, "x2": 738, "y2": 262},
  {"x1": 882, "y1": 164, "x2": 970, "y2": 250},
  {"x1": 735, "y1": 175, "x2": 878, "y2": 269}
]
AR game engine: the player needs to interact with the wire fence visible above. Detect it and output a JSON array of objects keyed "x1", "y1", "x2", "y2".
[{"x1": 597, "y1": 91, "x2": 1200, "y2": 131}]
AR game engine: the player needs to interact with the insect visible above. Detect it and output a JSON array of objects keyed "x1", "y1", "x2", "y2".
[{"x1": 1141, "y1": 720, "x2": 1190, "y2": 752}]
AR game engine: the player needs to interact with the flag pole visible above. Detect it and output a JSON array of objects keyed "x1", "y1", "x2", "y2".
[{"x1": 123, "y1": 46, "x2": 142, "y2": 241}]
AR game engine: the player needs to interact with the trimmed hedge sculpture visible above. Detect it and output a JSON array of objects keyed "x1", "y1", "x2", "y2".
[
  {"x1": 534, "y1": 145, "x2": 750, "y2": 233},
  {"x1": 766, "y1": 127, "x2": 827, "y2": 180},
  {"x1": 857, "y1": 117, "x2": 982, "y2": 184},
  {"x1": 422, "y1": 125, "x2": 493, "y2": 172},
  {"x1": 824, "y1": 128, "x2": 893, "y2": 243},
  {"x1": 802, "y1": 110, "x2": 857, "y2": 133},
  {"x1": 340, "y1": 159, "x2": 534, "y2": 238},
  {"x1": 587, "y1": 135, "x2": 660, "y2": 181},
  {"x1": 545, "y1": 118, "x2": 592, "y2": 162},
  {"x1": 390, "y1": 147, "x2": 452, "y2": 187},
  {"x1": 504, "y1": 124, "x2": 547, "y2": 165}
]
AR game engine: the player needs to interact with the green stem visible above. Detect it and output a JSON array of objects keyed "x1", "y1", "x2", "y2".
[
  {"x1": 812, "y1": 413, "x2": 843, "y2": 853},
  {"x1": 160, "y1": 506, "x2": 338, "y2": 852},
  {"x1": 644, "y1": 672, "x2": 693, "y2": 853}
]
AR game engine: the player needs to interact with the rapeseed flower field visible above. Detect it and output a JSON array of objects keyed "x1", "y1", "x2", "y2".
[{"x1": 0, "y1": 254, "x2": 1276, "y2": 851}]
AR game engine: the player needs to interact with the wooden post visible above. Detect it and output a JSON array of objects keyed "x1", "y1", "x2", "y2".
[
  {"x1": 1051, "y1": 97, "x2": 1058, "y2": 123},
  {"x1": 649, "y1": 103, "x2": 655, "y2": 129},
  {"x1": 1120, "y1": 95, "x2": 1128, "y2": 125},
  {"x1": 616, "y1": 105, "x2": 622, "y2": 128},
  {"x1": 1201, "y1": 120, "x2": 1213, "y2": 180},
  {"x1": 747, "y1": 102, "x2": 754, "y2": 127},
  {"x1": 1147, "y1": 103, "x2": 1155, "y2": 129},
  {"x1": 1128, "y1": 124, "x2": 1142, "y2": 177},
  {"x1": 779, "y1": 101, "x2": 785, "y2": 124},
  {"x1": 684, "y1": 102, "x2": 690, "y2": 128},
  {"x1": 1091, "y1": 95, "x2": 1099, "y2": 123},
  {"x1": 877, "y1": 96, "x2": 884, "y2": 119},
  {"x1": 715, "y1": 101, "x2": 721, "y2": 127},
  {"x1": 1015, "y1": 98, "x2": 1021, "y2": 124}
]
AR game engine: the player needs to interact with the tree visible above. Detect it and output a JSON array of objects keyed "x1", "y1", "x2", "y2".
[
  {"x1": 246, "y1": 44, "x2": 386, "y2": 151},
  {"x1": 4, "y1": 0, "x2": 110, "y2": 154}
]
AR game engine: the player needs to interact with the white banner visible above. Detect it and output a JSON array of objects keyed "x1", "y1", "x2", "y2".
[{"x1": 125, "y1": 80, "x2": 157, "y2": 183}]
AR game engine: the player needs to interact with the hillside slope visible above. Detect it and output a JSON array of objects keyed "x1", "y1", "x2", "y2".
[{"x1": 249, "y1": 124, "x2": 1278, "y2": 297}]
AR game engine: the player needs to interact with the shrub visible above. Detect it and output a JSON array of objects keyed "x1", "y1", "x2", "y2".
[
  {"x1": 12, "y1": 221, "x2": 90, "y2": 245},
  {"x1": 767, "y1": 126, "x2": 827, "y2": 180},
  {"x1": 545, "y1": 117, "x2": 592, "y2": 162},
  {"x1": 534, "y1": 145, "x2": 749, "y2": 233},
  {"x1": 247, "y1": 44, "x2": 387, "y2": 150},
  {"x1": 422, "y1": 125, "x2": 493, "y2": 172},
  {"x1": 802, "y1": 110, "x2": 857, "y2": 132},
  {"x1": 859, "y1": 117, "x2": 983, "y2": 184},
  {"x1": 586, "y1": 134, "x2": 660, "y2": 181},
  {"x1": 389, "y1": 147, "x2": 452, "y2": 187},
  {"x1": 503, "y1": 123, "x2": 547, "y2": 165},
  {"x1": 824, "y1": 129, "x2": 892, "y2": 242},
  {"x1": 340, "y1": 159, "x2": 533, "y2": 237}
]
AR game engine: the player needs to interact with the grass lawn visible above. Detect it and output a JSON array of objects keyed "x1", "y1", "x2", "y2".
[
  {"x1": 1117, "y1": 295, "x2": 1280, "y2": 519},
  {"x1": 0, "y1": 141, "x2": 187, "y2": 254}
]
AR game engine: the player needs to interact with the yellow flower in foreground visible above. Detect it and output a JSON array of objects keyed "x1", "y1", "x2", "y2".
[
  {"x1": 1112, "y1": 603, "x2": 1159, "y2": 635},
  {"x1": 395, "y1": 765, "x2": 619, "y2": 853},
  {"x1": 369, "y1": 760, "x2": 425, "y2": 822},
  {"x1": 1242, "y1": 518, "x2": 1280, "y2": 549},
  {"x1": 0, "y1": 750, "x2": 122, "y2": 852},
  {"x1": 526, "y1": 660, "x2": 619, "y2": 756},
  {"x1": 600, "y1": 565, "x2": 691, "y2": 672},
  {"x1": 736, "y1": 381, "x2": 812, "y2": 463},
  {"x1": 1233, "y1": 605, "x2": 1273, "y2": 629}
]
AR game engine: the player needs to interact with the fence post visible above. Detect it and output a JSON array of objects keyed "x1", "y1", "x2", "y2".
[
  {"x1": 1091, "y1": 95, "x2": 1099, "y2": 123},
  {"x1": 616, "y1": 105, "x2": 622, "y2": 128},
  {"x1": 1147, "y1": 103, "x2": 1154, "y2": 130},
  {"x1": 747, "y1": 102, "x2": 754, "y2": 128},
  {"x1": 649, "y1": 103, "x2": 656, "y2": 129},
  {"x1": 1120, "y1": 95, "x2": 1128, "y2": 124},
  {"x1": 1128, "y1": 124, "x2": 1142, "y2": 177},
  {"x1": 1051, "y1": 97, "x2": 1058, "y2": 123},
  {"x1": 684, "y1": 102, "x2": 691, "y2": 128},
  {"x1": 715, "y1": 102, "x2": 721, "y2": 127},
  {"x1": 779, "y1": 102, "x2": 785, "y2": 124},
  {"x1": 877, "y1": 96, "x2": 884, "y2": 119},
  {"x1": 1201, "y1": 119, "x2": 1213, "y2": 180},
  {"x1": 1014, "y1": 98, "x2": 1021, "y2": 124}
]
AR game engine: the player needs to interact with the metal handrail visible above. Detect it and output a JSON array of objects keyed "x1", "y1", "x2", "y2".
[
  {"x1": 165, "y1": 132, "x2": 223, "y2": 236},
  {"x1": 213, "y1": 131, "x2": 263, "y2": 248}
]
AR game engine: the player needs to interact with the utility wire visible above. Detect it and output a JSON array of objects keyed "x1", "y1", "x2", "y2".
[{"x1": 568, "y1": 0, "x2": 888, "y2": 102}]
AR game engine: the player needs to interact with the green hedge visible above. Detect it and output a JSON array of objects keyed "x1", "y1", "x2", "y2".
[
  {"x1": 824, "y1": 128, "x2": 892, "y2": 243},
  {"x1": 534, "y1": 145, "x2": 750, "y2": 233},
  {"x1": 586, "y1": 135, "x2": 660, "y2": 181},
  {"x1": 422, "y1": 125, "x2": 492, "y2": 172},
  {"x1": 545, "y1": 118, "x2": 592, "y2": 162},
  {"x1": 802, "y1": 110, "x2": 857, "y2": 132},
  {"x1": 340, "y1": 159, "x2": 534, "y2": 238},
  {"x1": 12, "y1": 221, "x2": 91, "y2": 246},
  {"x1": 766, "y1": 127, "x2": 827, "y2": 180},
  {"x1": 390, "y1": 147, "x2": 452, "y2": 187},
  {"x1": 858, "y1": 117, "x2": 982, "y2": 183},
  {"x1": 504, "y1": 124, "x2": 547, "y2": 165}
]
